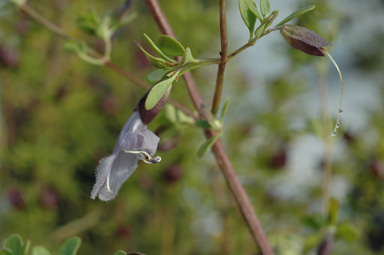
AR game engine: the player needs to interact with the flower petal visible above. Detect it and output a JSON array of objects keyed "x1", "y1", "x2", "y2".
[
  {"x1": 91, "y1": 152, "x2": 139, "y2": 201},
  {"x1": 115, "y1": 111, "x2": 160, "y2": 156}
]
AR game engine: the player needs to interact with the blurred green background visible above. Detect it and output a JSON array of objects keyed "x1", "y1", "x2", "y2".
[{"x1": 1, "y1": 0, "x2": 384, "y2": 254}]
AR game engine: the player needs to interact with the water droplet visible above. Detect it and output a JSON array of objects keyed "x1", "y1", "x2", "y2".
[
  {"x1": 339, "y1": 109, "x2": 343, "y2": 114},
  {"x1": 336, "y1": 123, "x2": 340, "y2": 128}
]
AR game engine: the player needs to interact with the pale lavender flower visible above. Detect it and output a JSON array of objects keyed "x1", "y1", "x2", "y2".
[{"x1": 91, "y1": 111, "x2": 161, "y2": 201}]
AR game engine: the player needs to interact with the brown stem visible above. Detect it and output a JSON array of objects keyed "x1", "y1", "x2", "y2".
[
  {"x1": 144, "y1": 0, "x2": 274, "y2": 254},
  {"x1": 143, "y1": 0, "x2": 203, "y2": 111},
  {"x1": 19, "y1": 3, "x2": 68, "y2": 39},
  {"x1": 227, "y1": 41, "x2": 252, "y2": 59},
  {"x1": 211, "y1": 0, "x2": 228, "y2": 115}
]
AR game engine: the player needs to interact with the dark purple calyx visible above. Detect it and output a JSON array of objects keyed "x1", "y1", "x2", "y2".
[
  {"x1": 280, "y1": 24, "x2": 331, "y2": 56},
  {"x1": 135, "y1": 85, "x2": 172, "y2": 125}
]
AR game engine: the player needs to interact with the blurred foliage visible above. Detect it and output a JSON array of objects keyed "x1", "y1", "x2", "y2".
[{"x1": 0, "y1": 0, "x2": 384, "y2": 255}]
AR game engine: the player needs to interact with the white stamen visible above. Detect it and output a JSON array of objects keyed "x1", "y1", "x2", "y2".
[{"x1": 124, "y1": 150, "x2": 161, "y2": 164}]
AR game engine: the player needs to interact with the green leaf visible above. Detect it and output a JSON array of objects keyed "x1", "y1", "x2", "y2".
[
  {"x1": 32, "y1": 246, "x2": 51, "y2": 255},
  {"x1": 260, "y1": 0, "x2": 270, "y2": 18},
  {"x1": 276, "y1": 5, "x2": 315, "y2": 27},
  {"x1": 63, "y1": 40, "x2": 87, "y2": 55},
  {"x1": 145, "y1": 71, "x2": 180, "y2": 110},
  {"x1": 328, "y1": 198, "x2": 339, "y2": 226},
  {"x1": 157, "y1": 35, "x2": 185, "y2": 57},
  {"x1": 77, "y1": 9, "x2": 100, "y2": 35},
  {"x1": 181, "y1": 48, "x2": 196, "y2": 64},
  {"x1": 113, "y1": 251, "x2": 127, "y2": 255},
  {"x1": 238, "y1": 0, "x2": 257, "y2": 35},
  {"x1": 111, "y1": 12, "x2": 137, "y2": 32},
  {"x1": 179, "y1": 62, "x2": 208, "y2": 76},
  {"x1": 301, "y1": 214, "x2": 325, "y2": 230},
  {"x1": 220, "y1": 98, "x2": 230, "y2": 122},
  {"x1": 0, "y1": 250, "x2": 12, "y2": 255},
  {"x1": 254, "y1": 11, "x2": 278, "y2": 39},
  {"x1": 96, "y1": 16, "x2": 112, "y2": 39},
  {"x1": 164, "y1": 105, "x2": 194, "y2": 125},
  {"x1": 197, "y1": 133, "x2": 222, "y2": 158},
  {"x1": 146, "y1": 69, "x2": 172, "y2": 84},
  {"x1": 246, "y1": 0, "x2": 262, "y2": 22},
  {"x1": 336, "y1": 222, "x2": 359, "y2": 242},
  {"x1": 58, "y1": 237, "x2": 81, "y2": 255},
  {"x1": 195, "y1": 120, "x2": 212, "y2": 128},
  {"x1": 4, "y1": 234, "x2": 25, "y2": 255},
  {"x1": 303, "y1": 233, "x2": 323, "y2": 254},
  {"x1": 134, "y1": 41, "x2": 169, "y2": 68},
  {"x1": 143, "y1": 34, "x2": 175, "y2": 63}
]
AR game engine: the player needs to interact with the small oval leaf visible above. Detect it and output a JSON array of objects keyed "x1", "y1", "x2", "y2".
[
  {"x1": 260, "y1": 0, "x2": 270, "y2": 18},
  {"x1": 145, "y1": 71, "x2": 179, "y2": 110},
  {"x1": 276, "y1": 5, "x2": 315, "y2": 27},
  {"x1": 146, "y1": 69, "x2": 172, "y2": 84},
  {"x1": 336, "y1": 223, "x2": 359, "y2": 242},
  {"x1": 4, "y1": 234, "x2": 24, "y2": 255},
  {"x1": 197, "y1": 133, "x2": 221, "y2": 158},
  {"x1": 238, "y1": 0, "x2": 257, "y2": 35},
  {"x1": 143, "y1": 34, "x2": 175, "y2": 63},
  {"x1": 32, "y1": 246, "x2": 51, "y2": 255},
  {"x1": 246, "y1": 0, "x2": 262, "y2": 22},
  {"x1": 157, "y1": 35, "x2": 185, "y2": 57},
  {"x1": 328, "y1": 197, "x2": 339, "y2": 226},
  {"x1": 134, "y1": 41, "x2": 169, "y2": 68},
  {"x1": 58, "y1": 237, "x2": 81, "y2": 255},
  {"x1": 220, "y1": 98, "x2": 230, "y2": 121}
]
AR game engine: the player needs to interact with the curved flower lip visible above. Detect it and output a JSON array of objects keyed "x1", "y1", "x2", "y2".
[{"x1": 91, "y1": 111, "x2": 160, "y2": 201}]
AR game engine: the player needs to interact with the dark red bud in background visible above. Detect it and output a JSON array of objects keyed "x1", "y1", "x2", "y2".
[
  {"x1": 280, "y1": 24, "x2": 331, "y2": 56},
  {"x1": 102, "y1": 95, "x2": 118, "y2": 115},
  {"x1": 0, "y1": 46, "x2": 20, "y2": 68},
  {"x1": 163, "y1": 164, "x2": 183, "y2": 183},
  {"x1": 7, "y1": 188, "x2": 26, "y2": 210},
  {"x1": 269, "y1": 149, "x2": 287, "y2": 169},
  {"x1": 135, "y1": 84, "x2": 172, "y2": 125},
  {"x1": 40, "y1": 188, "x2": 59, "y2": 210}
]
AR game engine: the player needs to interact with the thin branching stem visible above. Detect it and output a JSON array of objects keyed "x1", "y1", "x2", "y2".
[
  {"x1": 227, "y1": 41, "x2": 253, "y2": 59},
  {"x1": 19, "y1": 3, "x2": 68, "y2": 39},
  {"x1": 144, "y1": 1, "x2": 274, "y2": 254},
  {"x1": 15, "y1": 2, "x2": 195, "y2": 118},
  {"x1": 211, "y1": 0, "x2": 228, "y2": 115}
]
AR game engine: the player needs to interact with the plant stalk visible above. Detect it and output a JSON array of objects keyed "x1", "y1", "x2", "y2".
[
  {"x1": 144, "y1": 0, "x2": 274, "y2": 254},
  {"x1": 211, "y1": 0, "x2": 228, "y2": 115}
]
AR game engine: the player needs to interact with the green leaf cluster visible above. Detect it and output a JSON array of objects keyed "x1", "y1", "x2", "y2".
[
  {"x1": 0, "y1": 235, "x2": 126, "y2": 255},
  {"x1": 238, "y1": 0, "x2": 315, "y2": 40}
]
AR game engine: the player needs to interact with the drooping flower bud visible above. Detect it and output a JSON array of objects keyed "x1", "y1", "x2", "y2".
[{"x1": 280, "y1": 24, "x2": 331, "y2": 56}]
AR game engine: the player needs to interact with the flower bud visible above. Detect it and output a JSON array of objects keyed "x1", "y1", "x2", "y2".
[
  {"x1": 317, "y1": 235, "x2": 333, "y2": 255},
  {"x1": 280, "y1": 24, "x2": 331, "y2": 56},
  {"x1": 135, "y1": 84, "x2": 172, "y2": 125}
]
